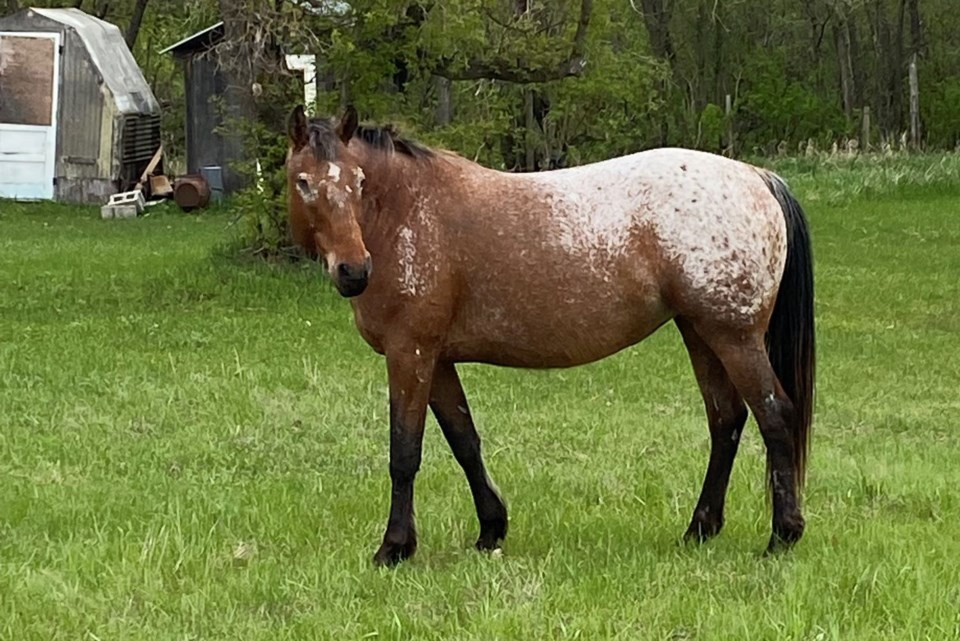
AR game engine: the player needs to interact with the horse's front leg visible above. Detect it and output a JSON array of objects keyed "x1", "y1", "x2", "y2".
[{"x1": 373, "y1": 344, "x2": 438, "y2": 567}]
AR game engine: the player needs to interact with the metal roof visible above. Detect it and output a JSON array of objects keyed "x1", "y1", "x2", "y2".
[
  {"x1": 30, "y1": 7, "x2": 159, "y2": 114},
  {"x1": 159, "y1": 1, "x2": 351, "y2": 56},
  {"x1": 159, "y1": 21, "x2": 224, "y2": 56}
]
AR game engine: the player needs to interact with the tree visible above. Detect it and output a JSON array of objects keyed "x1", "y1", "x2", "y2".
[
  {"x1": 124, "y1": 0, "x2": 149, "y2": 48},
  {"x1": 432, "y1": 0, "x2": 593, "y2": 84}
]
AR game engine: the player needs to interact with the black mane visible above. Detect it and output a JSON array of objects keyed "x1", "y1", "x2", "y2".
[{"x1": 307, "y1": 118, "x2": 433, "y2": 162}]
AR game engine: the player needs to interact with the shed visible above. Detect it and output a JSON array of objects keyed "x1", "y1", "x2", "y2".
[
  {"x1": 160, "y1": 22, "x2": 246, "y2": 195},
  {"x1": 0, "y1": 7, "x2": 161, "y2": 202}
]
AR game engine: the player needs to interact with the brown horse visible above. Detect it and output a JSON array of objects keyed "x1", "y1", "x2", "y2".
[{"x1": 285, "y1": 105, "x2": 815, "y2": 567}]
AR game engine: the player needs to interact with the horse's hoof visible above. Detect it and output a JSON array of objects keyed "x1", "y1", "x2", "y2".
[
  {"x1": 373, "y1": 538, "x2": 417, "y2": 567},
  {"x1": 764, "y1": 536, "x2": 794, "y2": 556},
  {"x1": 764, "y1": 516, "x2": 805, "y2": 554},
  {"x1": 682, "y1": 514, "x2": 723, "y2": 544},
  {"x1": 475, "y1": 516, "x2": 507, "y2": 552}
]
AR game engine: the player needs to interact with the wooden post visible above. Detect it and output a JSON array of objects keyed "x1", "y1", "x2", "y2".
[
  {"x1": 862, "y1": 106, "x2": 871, "y2": 152},
  {"x1": 909, "y1": 53, "x2": 920, "y2": 150},
  {"x1": 724, "y1": 94, "x2": 734, "y2": 157},
  {"x1": 434, "y1": 75, "x2": 451, "y2": 126}
]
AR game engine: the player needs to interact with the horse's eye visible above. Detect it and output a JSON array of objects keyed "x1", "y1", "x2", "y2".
[{"x1": 295, "y1": 178, "x2": 312, "y2": 199}]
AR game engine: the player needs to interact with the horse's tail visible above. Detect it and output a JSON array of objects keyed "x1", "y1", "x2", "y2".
[{"x1": 761, "y1": 171, "x2": 816, "y2": 498}]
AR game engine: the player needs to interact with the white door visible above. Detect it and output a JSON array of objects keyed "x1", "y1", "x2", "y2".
[{"x1": 0, "y1": 31, "x2": 60, "y2": 200}]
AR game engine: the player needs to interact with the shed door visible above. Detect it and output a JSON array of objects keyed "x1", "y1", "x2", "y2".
[{"x1": 0, "y1": 32, "x2": 61, "y2": 201}]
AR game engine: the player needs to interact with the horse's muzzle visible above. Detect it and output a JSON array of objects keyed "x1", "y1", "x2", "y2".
[{"x1": 334, "y1": 258, "x2": 371, "y2": 297}]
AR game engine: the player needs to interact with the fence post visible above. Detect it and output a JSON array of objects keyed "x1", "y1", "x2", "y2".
[
  {"x1": 434, "y1": 76, "x2": 451, "y2": 126},
  {"x1": 725, "y1": 94, "x2": 734, "y2": 157},
  {"x1": 862, "y1": 106, "x2": 871, "y2": 152}
]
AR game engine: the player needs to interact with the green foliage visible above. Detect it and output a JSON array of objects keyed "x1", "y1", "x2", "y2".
[
  {"x1": 736, "y1": 56, "x2": 852, "y2": 155},
  {"x1": 541, "y1": 4, "x2": 667, "y2": 165},
  {"x1": 922, "y1": 79, "x2": 960, "y2": 149},
  {"x1": 219, "y1": 84, "x2": 303, "y2": 260},
  {"x1": 696, "y1": 102, "x2": 726, "y2": 153},
  {"x1": 426, "y1": 82, "x2": 517, "y2": 167},
  {"x1": 223, "y1": 139, "x2": 294, "y2": 260}
]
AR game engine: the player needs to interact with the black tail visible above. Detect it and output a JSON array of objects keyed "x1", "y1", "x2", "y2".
[{"x1": 762, "y1": 171, "x2": 816, "y2": 498}]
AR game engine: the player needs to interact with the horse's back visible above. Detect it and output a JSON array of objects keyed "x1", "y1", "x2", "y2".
[{"x1": 534, "y1": 148, "x2": 785, "y2": 323}]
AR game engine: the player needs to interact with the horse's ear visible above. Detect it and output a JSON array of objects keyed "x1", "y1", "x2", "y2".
[
  {"x1": 337, "y1": 105, "x2": 359, "y2": 144},
  {"x1": 288, "y1": 105, "x2": 309, "y2": 150}
]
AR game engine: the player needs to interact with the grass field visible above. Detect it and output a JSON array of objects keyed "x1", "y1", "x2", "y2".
[{"x1": 1, "y1": 160, "x2": 959, "y2": 639}]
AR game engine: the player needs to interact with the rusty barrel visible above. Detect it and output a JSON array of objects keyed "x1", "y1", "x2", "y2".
[{"x1": 174, "y1": 175, "x2": 211, "y2": 212}]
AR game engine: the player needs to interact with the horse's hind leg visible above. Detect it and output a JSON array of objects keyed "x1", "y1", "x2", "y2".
[
  {"x1": 429, "y1": 361, "x2": 508, "y2": 551},
  {"x1": 676, "y1": 318, "x2": 748, "y2": 543},
  {"x1": 693, "y1": 323, "x2": 806, "y2": 552}
]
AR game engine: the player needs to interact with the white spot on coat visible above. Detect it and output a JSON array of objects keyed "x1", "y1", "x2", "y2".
[
  {"x1": 397, "y1": 226, "x2": 419, "y2": 296},
  {"x1": 532, "y1": 170, "x2": 634, "y2": 269}
]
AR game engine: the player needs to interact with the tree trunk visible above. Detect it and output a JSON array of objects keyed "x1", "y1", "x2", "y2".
[
  {"x1": 909, "y1": 53, "x2": 920, "y2": 147},
  {"x1": 218, "y1": 0, "x2": 256, "y2": 114},
  {"x1": 893, "y1": 0, "x2": 907, "y2": 134},
  {"x1": 867, "y1": 0, "x2": 903, "y2": 137},
  {"x1": 524, "y1": 88, "x2": 536, "y2": 171},
  {"x1": 907, "y1": 0, "x2": 925, "y2": 57},
  {"x1": 639, "y1": 0, "x2": 677, "y2": 145},
  {"x1": 834, "y1": 16, "x2": 855, "y2": 118},
  {"x1": 693, "y1": 0, "x2": 709, "y2": 112},
  {"x1": 5, "y1": 0, "x2": 21, "y2": 14},
  {"x1": 217, "y1": 0, "x2": 260, "y2": 190},
  {"x1": 124, "y1": 0, "x2": 149, "y2": 50},
  {"x1": 712, "y1": 0, "x2": 725, "y2": 102},
  {"x1": 848, "y1": 15, "x2": 864, "y2": 109},
  {"x1": 802, "y1": 0, "x2": 825, "y2": 67},
  {"x1": 639, "y1": 0, "x2": 676, "y2": 64}
]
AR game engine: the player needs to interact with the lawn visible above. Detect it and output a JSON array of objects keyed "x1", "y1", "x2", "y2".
[{"x1": 1, "y1": 162, "x2": 959, "y2": 640}]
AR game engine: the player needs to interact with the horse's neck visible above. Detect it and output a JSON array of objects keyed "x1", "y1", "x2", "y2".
[{"x1": 355, "y1": 149, "x2": 429, "y2": 256}]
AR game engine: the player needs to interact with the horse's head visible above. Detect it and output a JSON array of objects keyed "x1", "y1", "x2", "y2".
[{"x1": 286, "y1": 105, "x2": 370, "y2": 297}]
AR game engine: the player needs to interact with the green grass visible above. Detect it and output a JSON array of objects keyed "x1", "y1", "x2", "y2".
[
  {"x1": 1, "y1": 168, "x2": 959, "y2": 640},
  {"x1": 760, "y1": 151, "x2": 960, "y2": 206}
]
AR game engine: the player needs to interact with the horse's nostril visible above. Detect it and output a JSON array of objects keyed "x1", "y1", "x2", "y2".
[{"x1": 337, "y1": 262, "x2": 369, "y2": 283}]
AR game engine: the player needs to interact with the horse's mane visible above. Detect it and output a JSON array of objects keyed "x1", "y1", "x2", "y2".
[{"x1": 307, "y1": 117, "x2": 434, "y2": 162}]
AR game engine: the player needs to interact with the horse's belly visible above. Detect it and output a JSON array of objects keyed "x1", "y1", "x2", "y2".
[{"x1": 443, "y1": 283, "x2": 671, "y2": 367}]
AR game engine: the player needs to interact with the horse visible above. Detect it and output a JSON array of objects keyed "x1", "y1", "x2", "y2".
[{"x1": 284, "y1": 105, "x2": 815, "y2": 567}]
